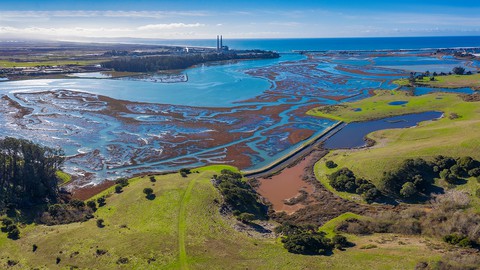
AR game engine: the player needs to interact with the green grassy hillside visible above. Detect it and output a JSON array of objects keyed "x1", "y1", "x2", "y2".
[
  {"x1": 0, "y1": 165, "x2": 448, "y2": 269},
  {"x1": 311, "y1": 91, "x2": 480, "y2": 205}
]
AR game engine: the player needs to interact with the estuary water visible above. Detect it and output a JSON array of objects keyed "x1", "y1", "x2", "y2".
[
  {"x1": 0, "y1": 36, "x2": 478, "y2": 183},
  {"x1": 1, "y1": 54, "x2": 303, "y2": 107}
]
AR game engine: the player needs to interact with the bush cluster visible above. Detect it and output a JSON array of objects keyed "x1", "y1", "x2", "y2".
[
  {"x1": 39, "y1": 199, "x2": 94, "y2": 225},
  {"x1": 275, "y1": 223, "x2": 350, "y2": 255},
  {"x1": 114, "y1": 178, "x2": 129, "y2": 193},
  {"x1": 443, "y1": 234, "x2": 474, "y2": 248},
  {"x1": 380, "y1": 158, "x2": 434, "y2": 197},
  {"x1": 179, "y1": 168, "x2": 191, "y2": 178},
  {"x1": 435, "y1": 156, "x2": 480, "y2": 184},
  {"x1": 214, "y1": 170, "x2": 268, "y2": 220},
  {"x1": 328, "y1": 168, "x2": 380, "y2": 203},
  {"x1": 1, "y1": 218, "x2": 20, "y2": 239},
  {"x1": 336, "y1": 191, "x2": 480, "y2": 249}
]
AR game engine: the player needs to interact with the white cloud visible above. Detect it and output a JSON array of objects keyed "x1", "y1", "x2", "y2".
[
  {"x1": 0, "y1": 10, "x2": 210, "y2": 19},
  {"x1": 137, "y1": 23, "x2": 204, "y2": 31}
]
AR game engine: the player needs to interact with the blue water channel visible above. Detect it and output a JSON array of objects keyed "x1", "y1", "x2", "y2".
[{"x1": 324, "y1": 111, "x2": 443, "y2": 149}]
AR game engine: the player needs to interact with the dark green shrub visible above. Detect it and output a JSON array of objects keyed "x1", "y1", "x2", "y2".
[
  {"x1": 96, "y1": 219, "x2": 105, "y2": 228},
  {"x1": 329, "y1": 168, "x2": 357, "y2": 192},
  {"x1": 114, "y1": 184, "x2": 123, "y2": 193},
  {"x1": 325, "y1": 160, "x2": 337, "y2": 169},
  {"x1": 1, "y1": 217, "x2": 13, "y2": 227},
  {"x1": 115, "y1": 178, "x2": 129, "y2": 187},
  {"x1": 443, "y1": 233, "x2": 471, "y2": 247},
  {"x1": 149, "y1": 176, "x2": 156, "y2": 182},
  {"x1": 400, "y1": 182, "x2": 417, "y2": 198},
  {"x1": 96, "y1": 249, "x2": 108, "y2": 256},
  {"x1": 7, "y1": 226, "x2": 20, "y2": 239},
  {"x1": 117, "y1": 257, "x2": 129, "y2": 264},
  {"x1": 86, "y1": 200, "x2": 97, "y2": 211},
  {"x1": 452, "y1": 66, "x2": 465, "y2": 75},
  {"x1": 332, "y1": 234, "x2": 349, "y2": 249},
  {"x1": 215, "y1": 170, "x2": 267, "y2": 219},
  {"x1": 363, "y1": 188, "x2": 380, "y2": 203},
  {"x1": 179, "y1": 168, "x2": 191, "y2": 177},
  {"x1": 433, "y1": 155, "x2": 456, "y2": 171},
  {"x1": 468, "y1": 168, "x2": 480, "y2": 177},
  {"x1": 69, "y1": 199, "x2": 85, "y2": 208},
  {"x1": 97, "y1": 196, "x2": 106, "y2": 207},
  {"x1": 282, "y1": 231, "x2": 332, "y2": 255},
  {"x1": 143, "y1": 188, "x2": 154, "y2": 198},
  {"x1": 450, "y1": 165, "x2": 463, "y2": 177}
]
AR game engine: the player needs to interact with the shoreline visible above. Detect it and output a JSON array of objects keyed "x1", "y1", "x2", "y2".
[{"x1": 243, "y1": 121, "x2": 344, "y2": 178}]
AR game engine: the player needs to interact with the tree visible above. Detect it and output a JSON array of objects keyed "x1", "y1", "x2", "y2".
[
  {"x1": 86, "y1": 200, "x2": 97, "y2": 211},
  {"x1": 452, "y1": 66, "x2": 465, "y2": 75},
  {"x1": 400, "y1": 182, "x2": 416, "y2": 198},
  {"x1": 440, "y1": 169, "x2": 457, "y2": 184},
  {"x1": 215, "y1": 170, "x2": 268, "y2": 220},
  {"x1": 143, "y1": 188, "x2": 153, "y2": 196},
  {"x1": 329, "y1": 168, "x2": 357, "y2": 192},
  {"x1": 115, "y1": 185, "x2": 123, "y2": 193},
  {"x1": 180, "y1": 168, "x2": 191, "y2": 178},
  {"x1": 115, "y1": 178, "x2": 129, "y2": 187},
  {"x1": 282, "y1": 231, "x2": 332, "y2": 255},
  {"x1": 332, "y1": 234, "x2": 349, "y2": 249},
  {"x1": 97, "y1": 196, "x2": 106, "y2": 207},
  {"x1": 363, "y1": 188, "x2": 380, "y2": 203},
  {"x1": 0, "y1": 137, "x2": 64, "y2": 211},
  {"x1": 325, "y1": 160, "x2": 337, "y2": 169},
  {"x1": 7, "y1": 227, "x2": 20, "y2": 239}
]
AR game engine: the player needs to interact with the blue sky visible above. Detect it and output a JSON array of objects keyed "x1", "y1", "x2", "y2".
[{"x1": 1, "y1": 0, "x2": 480, "y2": 40}]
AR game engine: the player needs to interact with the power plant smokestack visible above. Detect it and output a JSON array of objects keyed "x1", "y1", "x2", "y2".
[
  {"x1": 216, "y1": 35, "x2": 219, "y2": 51},
  {"x1": 220, "y1": 35, "x2": 223, "y2": 49}
]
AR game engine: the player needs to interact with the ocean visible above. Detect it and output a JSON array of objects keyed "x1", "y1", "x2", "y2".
[{"x1": 134, "y1": 36, "x2": 480, "y2": 53}]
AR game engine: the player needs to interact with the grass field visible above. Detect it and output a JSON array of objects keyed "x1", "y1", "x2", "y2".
[
  {"x1": 393, "y1": 73, "x2": 480, "y2": 89},
  {"x1": 0, "y1": 166, "x2": 449, "y2": 269},
  {"x1": 311, "y1": 91, "x2": 480, "y2": 205},
  {"x1": 308, "y1": 90, "x2": 465, "y2": 122},
  {"x1": 55, "y1": 170, "x2": 72, "y2": 186}
]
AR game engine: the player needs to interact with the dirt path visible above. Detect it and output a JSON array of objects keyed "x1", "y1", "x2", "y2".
[{"x1": 178, "y1": 172, "x2": 205, "y2": 270}]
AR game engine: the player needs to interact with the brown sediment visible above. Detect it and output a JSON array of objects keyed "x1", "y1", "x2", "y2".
[
  {"x1": 461, "y1": 93, "x2": 480, "y2": 102},
  {"x1": 320, "y1": 95, "x2": 353, "y2": 102},
  {"x1": 256, "y1": 155, "x2": 315, "y2": 214},
  {"x1": 335, "y1": 66, "x2": 406, "y2": 77},
  {"x1": 222, "y1": 141, "x2": 258, "y2": 169},
  {"x1": 286, "y1": 129, "x2": 315, "y2": 145},
  {"x1": 71, "y1": 180, "x2": 115, "y2": 200},
  {"x1": 1, "y1": 95, "x2": 33, "y2": 119}
]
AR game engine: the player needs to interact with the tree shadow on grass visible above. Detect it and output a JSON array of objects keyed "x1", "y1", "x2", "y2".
[{"x1": 146, "y1": 194, "x2": 156, "y2": 200}]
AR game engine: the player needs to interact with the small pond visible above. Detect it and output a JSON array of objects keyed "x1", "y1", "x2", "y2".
[
  {"x1": 388, "y1": 101, "x2": 408, "y2": 106},
  {"x1": 324, "y1": 111, "x2": 443, "y2": 149}
]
